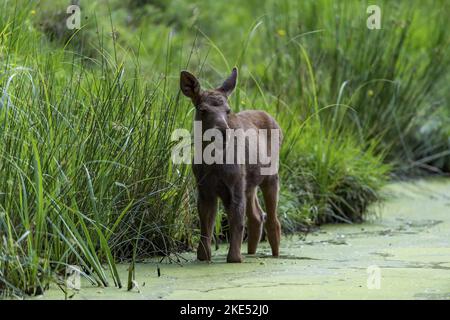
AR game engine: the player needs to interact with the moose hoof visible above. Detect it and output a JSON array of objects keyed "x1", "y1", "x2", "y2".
[
  {"x1": 227, "y1": 253, "x2": 243, "y2": 263},
  {"x1": 197, "y1": 248, "x2": 211, "y2": 262}
]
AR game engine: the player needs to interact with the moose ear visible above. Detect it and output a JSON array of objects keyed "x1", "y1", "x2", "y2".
[
  {"x1": 217, "y1": 67, "x2": 238, "y2": 96},
  {"x1": 180, "y1": 71, "x2": 201, "y2": 101}
]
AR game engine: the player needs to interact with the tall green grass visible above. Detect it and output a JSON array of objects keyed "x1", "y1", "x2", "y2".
[
  {"x1": 254, "y1": 0, "x2": 450, "y2": 173},
  {"x1": 1, "y1": 0, "x2": 448, "y2": 297},
  {"x1": 1, "y1": 0, "x2": 193, "y2": 296}
]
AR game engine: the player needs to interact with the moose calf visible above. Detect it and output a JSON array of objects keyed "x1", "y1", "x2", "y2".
[{"x1": 180, "y1": 67, "x2": 282, "y2": 263}]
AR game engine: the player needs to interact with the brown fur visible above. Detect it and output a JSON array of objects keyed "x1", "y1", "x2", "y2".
[{"x1": 180, "y1": 67, "x2": 282, "y2": 263}]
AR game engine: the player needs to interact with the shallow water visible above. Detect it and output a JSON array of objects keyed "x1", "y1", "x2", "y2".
[{"x1": 38, "y1": 179, "x2": 450, "y2": 300}]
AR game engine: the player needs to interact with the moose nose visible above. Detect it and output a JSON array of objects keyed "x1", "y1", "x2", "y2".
[
  {"x1": 213, "y1": 118, "x2": 230, "y2": 142},
  {"x1": 213, "y1": 116, "x2": 230, "y2": 132}
]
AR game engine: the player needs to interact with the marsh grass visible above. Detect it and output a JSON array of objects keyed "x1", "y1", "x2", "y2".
[
  {"x1": 1, "y1": 0, "x2": 448, "y2": 296},
  {"x1": 0, "y1": 1, "x2": 194, "y2": 296}
]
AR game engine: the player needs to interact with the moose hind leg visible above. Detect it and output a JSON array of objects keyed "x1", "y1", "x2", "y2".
[
  {"x1": 246, "y1": 188, "x2": 263, "y2": 254},
  {"x1": 261, "y1": 174, "x2": 281, "y2": 257}
]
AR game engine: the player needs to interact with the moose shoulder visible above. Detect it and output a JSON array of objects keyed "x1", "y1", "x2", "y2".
[{"x1": 180, "y1": 67, "x2": 282, "y2": 263}]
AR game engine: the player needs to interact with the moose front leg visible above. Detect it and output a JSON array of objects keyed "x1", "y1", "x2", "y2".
[
  {"x1": 225, "y1": 192, "x2": 245, "y2": 263},
  {"x1": 197, "y1": 194, "x2": 217, "y2": 261}
]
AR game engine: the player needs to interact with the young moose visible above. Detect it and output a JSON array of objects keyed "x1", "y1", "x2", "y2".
[{"x1": 180, "y1": 68, "x2": 282, "y2": 263}]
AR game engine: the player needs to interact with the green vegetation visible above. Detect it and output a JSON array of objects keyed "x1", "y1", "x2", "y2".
[{"x1": 1, "y1": 0, "x2": 448, "y2": 297}]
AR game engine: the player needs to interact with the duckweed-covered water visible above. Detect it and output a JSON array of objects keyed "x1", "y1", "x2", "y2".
[{"x1": 39, "y1": 179, "x2": 450, "y2": 300}]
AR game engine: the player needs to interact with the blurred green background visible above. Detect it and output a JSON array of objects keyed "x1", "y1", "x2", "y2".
[{"x1": 0, "y1": 0, "x2": 449, "y2": 296}]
